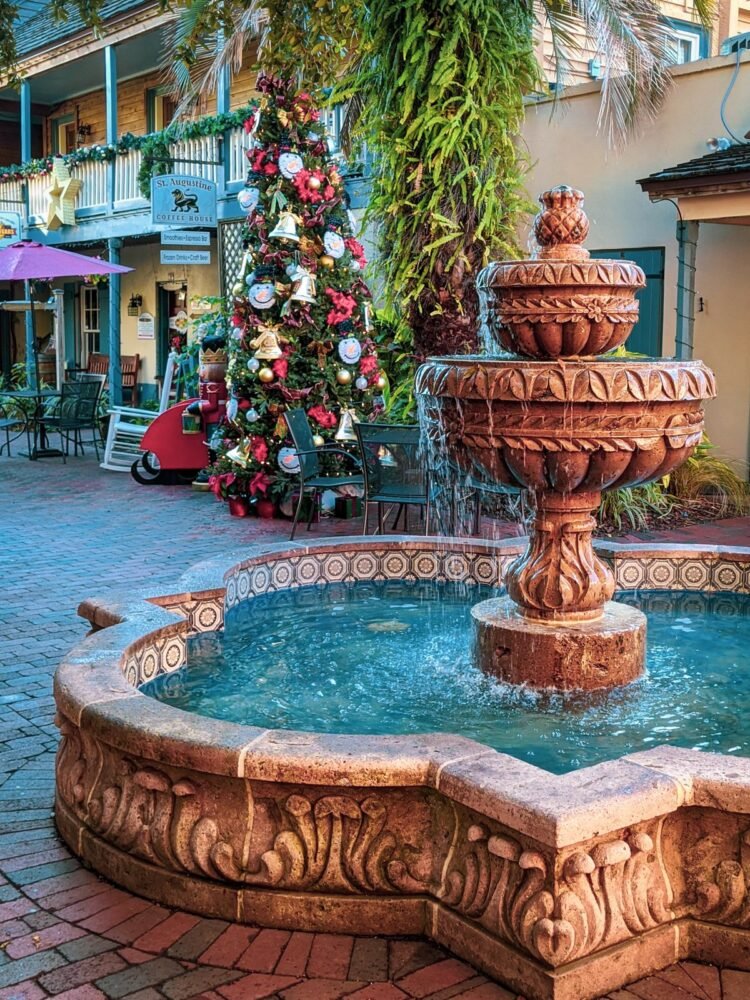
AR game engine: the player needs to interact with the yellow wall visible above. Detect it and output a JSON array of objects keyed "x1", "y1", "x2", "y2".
[
  {"x1": 118, "y1": 240, "x2": 221, "y2": 386},
  {"x1": 522, "y1": 52, "x2": 750, "y2": 469}
]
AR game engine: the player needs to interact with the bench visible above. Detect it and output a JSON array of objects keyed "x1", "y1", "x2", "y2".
[{"x1": 72, "y1": 352, "x2": 141, "y2": 405}]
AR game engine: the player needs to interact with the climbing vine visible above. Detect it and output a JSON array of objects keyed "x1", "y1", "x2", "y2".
[{"x1": 336, "y1": 0, "x2": 538, "y2": 358}]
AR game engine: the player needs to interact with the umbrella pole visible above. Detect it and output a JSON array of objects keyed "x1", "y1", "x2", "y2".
[{"x1": 24, "y1": 279, "x2": 40, "y2": 390}]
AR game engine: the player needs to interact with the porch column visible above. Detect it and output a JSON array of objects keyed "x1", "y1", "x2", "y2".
[
  {"x1": 20, "y1": 81, "x2": 31, "y2": 162},
  {"x1": 21, "y1": 81, "x2": 34, "y2": 384},
  {"x1": 104, "y1": 45, "x2": 117, "y2": 211},
  {"x1": 675, "y1": 220, "x2": 699, "y2": 360},
  {"x1": 108, "y1": 237, "x2": 122, "y2": 406},
  {"x1": 216, "y1": 32, "x2": 230, "y2": 199}
]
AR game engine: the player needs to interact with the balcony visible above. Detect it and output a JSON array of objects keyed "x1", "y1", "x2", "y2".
[{"x1": 0, "y1": 105, "x2": 370, "y2": 243}]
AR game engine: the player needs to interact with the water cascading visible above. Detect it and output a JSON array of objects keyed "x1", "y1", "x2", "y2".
[{"x1": 416, "y1": 185, "x2": 716, "y2": 690}]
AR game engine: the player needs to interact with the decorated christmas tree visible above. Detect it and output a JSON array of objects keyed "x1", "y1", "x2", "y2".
[{"x1": 209, "y1": 74, "x2": 383, "y2": 511}]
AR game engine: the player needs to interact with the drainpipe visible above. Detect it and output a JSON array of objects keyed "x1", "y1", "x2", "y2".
[{"x1": 675, "y1": 220, "x2": 699, "y2": 360}]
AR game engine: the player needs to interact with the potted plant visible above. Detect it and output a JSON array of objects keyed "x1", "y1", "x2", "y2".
[{"x1": 208, "y1": 471, "x2": 250, "y2": 517}]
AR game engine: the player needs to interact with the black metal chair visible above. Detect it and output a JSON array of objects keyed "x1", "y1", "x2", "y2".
[
  {"x1": 42, "y1": 378, "x2": 103, "y2": 462},
  {"x1": 284, "y1": 409, "x2": 364, "y2": 541},
  {"x1": 354, "y1": 422, "x2": 430, "y2": 535},
  {"x1": 0, "y1": 401, "x2": 15, "y2": 456}
]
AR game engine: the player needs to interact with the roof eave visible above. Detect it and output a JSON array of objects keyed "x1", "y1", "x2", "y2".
[{"x1": 638, "y1": 171, "x2": 750, "y2": 200}]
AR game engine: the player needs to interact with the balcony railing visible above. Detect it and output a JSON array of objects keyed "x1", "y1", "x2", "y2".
[
  {"x1": 0, "y1": 106, "x2": 362, "y2": 232},
  {"x1": 0, "y1": 129, "x2": 250, "y2": 229}
]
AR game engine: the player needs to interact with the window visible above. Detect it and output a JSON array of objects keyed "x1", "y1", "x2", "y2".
[
  {"x1": 147, "y1": 89, "x2": 177, "y2": 132},
  {"x1": 52, "y1": 114, "x2": 76, "y2": 154},
  {"x1": 81, "y1": 286, "x2": 100, "y2": 363},
  {"x1": 669, "y1": 20, "x2": 709, "y2": 64}
]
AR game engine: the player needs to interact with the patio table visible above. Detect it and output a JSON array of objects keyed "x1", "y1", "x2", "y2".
[{"x1": 0, "y1": 388, "x2": 63, "y2": 460}]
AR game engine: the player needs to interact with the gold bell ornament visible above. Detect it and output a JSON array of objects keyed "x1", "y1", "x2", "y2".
[
  {"x1": 226, "y1": 437, "x2": 251, "y2": 468},
  {"x1": 288, "y1": 265, "x2": 317, "y2": 305},
  {"x1": 269, "y1": 210, "x2": 301, "y2": 243},
  {"x1": 334, "y1": 406, "x2": 359, "y2": 442},
  {"x1": 250, "y1": 323, "x2": 285, "y2": 360}
]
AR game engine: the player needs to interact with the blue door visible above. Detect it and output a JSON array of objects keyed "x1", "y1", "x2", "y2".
[{"x1": 589, "y1": 247, "x2": 664, "y2": 357}]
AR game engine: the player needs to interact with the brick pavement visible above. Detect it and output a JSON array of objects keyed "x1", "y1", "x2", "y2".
[{"x1": 1, "y1": 452, "x2": 749, "y2": 1000}]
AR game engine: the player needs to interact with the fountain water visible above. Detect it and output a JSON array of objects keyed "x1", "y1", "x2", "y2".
[{"x1": 416, "y1": 185, "x2": 716, "y2": 690}]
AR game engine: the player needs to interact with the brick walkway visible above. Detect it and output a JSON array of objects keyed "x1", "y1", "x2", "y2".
[{"x1": 1, "y1": 453, "x2": 749, "y2": 1000}]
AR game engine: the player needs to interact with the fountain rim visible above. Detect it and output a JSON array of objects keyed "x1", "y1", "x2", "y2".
[{"x1": 56, "y1": 533, "x2": 750, "y2": 846}]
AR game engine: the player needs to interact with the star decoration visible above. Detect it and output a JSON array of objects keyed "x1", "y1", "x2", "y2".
[{"x1": 46, "y1": 158, "x2": 82, "y2": 231}]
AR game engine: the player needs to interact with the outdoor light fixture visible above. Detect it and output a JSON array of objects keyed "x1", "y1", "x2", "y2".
[
  {"x1": 76, "y1": 123, "x2": 92, "y2": 145},
  {"x1": 127, "y1": 293, "x2": 143, "y2": 316}
]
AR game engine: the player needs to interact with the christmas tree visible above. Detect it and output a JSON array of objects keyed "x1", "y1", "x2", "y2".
[{"x1": 209, "y1": 74, "x2": 383, "y2": 510}]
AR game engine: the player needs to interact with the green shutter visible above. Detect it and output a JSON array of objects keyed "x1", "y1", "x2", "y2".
[
  {"x1": 62, "y1": 283, "x2": 77, "y2": 366},
  {"x1": 590, "y1": 248, "x2": 664, "y2": 357},
  {"x1": 98, "y1": 286, "x2": 110, "y2": 356}
]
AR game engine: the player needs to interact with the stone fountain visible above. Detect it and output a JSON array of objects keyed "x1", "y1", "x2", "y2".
[{"x1": 416, "y1": 185, "x2": 716, "y2": 690}]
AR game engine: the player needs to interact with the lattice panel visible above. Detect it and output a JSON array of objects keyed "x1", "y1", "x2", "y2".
[{"x1": 219, "y1": 221, "x2": 245, "y2": 297}]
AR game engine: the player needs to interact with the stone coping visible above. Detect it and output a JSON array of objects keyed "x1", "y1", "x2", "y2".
[{"x1": 54, "y1": 534, "x2": 750, "y2": 1000}]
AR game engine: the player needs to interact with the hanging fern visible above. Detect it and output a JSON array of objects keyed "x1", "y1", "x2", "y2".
[{"x1": 336, "y1": 0, "x2": 539, "y2": 358}]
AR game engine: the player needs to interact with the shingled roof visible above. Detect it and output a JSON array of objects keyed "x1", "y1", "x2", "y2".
[
  {"x1": 15, "y1": 0, "x2": 149, "y2": 58},
  {"x1": 639, "y1": 141, "x2": 750, "y2": 196}
]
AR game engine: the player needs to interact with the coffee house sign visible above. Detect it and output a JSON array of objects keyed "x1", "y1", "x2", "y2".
[{"x1": 151, "y1": 175, "x2": 217, "y2": 227}]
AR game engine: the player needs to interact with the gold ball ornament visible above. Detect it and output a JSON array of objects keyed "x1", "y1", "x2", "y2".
[
  {"x1": 336, "y1": 369, "x2": 352, "y2": 385},
  {"x1": 312, "y1": 434, "x2": 325, "y2": 447},
  {"x1": 258, "y1": 367, "x2": 275, "y2": 383},
  {"x1": 232, "y1": 281, "x2": 244, "y2": 296},
  {"x1": 376, "y1": 374, "x2": 387, "y2": 390},
  {"x1": 319, "y1": 255, "x2": 335, "y2": 269},
  {"x1": 308, "y1": 175, "x2": 322, "y2": 190}
]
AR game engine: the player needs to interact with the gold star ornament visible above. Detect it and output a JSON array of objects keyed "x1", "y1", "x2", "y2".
[{"x1": 46, "y1": 158, "x2": 82, "y2": 231}]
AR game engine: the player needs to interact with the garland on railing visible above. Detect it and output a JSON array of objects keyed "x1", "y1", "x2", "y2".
[{"x1": 0, "y1": 101, "x2": 259, "y2": 193}]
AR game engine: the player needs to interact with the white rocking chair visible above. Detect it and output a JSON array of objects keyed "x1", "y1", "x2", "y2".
[{"x1": 100, "y1": 353, "x2": 178, "y2": 472}]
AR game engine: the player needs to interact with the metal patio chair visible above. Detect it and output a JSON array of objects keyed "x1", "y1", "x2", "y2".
[
  {"x1": 284, "y1": 408, "x2": 363, "y2": 541},
  {"x1": 42, "y1": 378, "x2": 103, "y2": 462},
  {"x1": 354, "y1": 422, "x2": 430, "y2": 535}
]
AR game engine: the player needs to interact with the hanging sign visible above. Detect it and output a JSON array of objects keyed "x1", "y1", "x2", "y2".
[
  {"x1": 160, "y1": 230, "x2": 211, "y2": 247},
  {"x1": 151, "y1": 175, "x2": 217, "y2": 227},
  {"x1": 0, "y1": 211, "x2": 21, "y2": 247},
  {"x1": 137, "y1": 312, "x2": 155, "y2": 340},
  {"x1": 160, "y1": 250, "x2": 211, "y2": 265}
]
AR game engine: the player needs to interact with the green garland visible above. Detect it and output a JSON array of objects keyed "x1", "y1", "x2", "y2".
[{"x1": 0, "y1": 101, "x2": 258, "y2": 195}]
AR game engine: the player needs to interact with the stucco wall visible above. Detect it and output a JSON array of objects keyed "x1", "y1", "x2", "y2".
[{"x1": 522, "y1": 53, "x2": 750, "y2": 469}]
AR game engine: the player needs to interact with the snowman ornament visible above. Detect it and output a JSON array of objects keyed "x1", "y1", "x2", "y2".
[{"x1": 338, "y1": 337, "x2": 362, "y2": 365}]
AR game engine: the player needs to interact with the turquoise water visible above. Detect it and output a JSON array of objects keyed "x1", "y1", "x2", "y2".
[{"x1": 142, "y1": 581, "x2": 750, "y2": 774}]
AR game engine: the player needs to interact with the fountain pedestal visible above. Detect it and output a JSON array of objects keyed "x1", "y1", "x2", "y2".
[
  {"x1": 473, "y1": 598, "x2": 646, "y2": 690},
  {"x1": 416, "y1": 185, "x2": 716, "y2": 691},
  {"x1": 476, "y1": 487, "x2": 646, "y2": 690}
]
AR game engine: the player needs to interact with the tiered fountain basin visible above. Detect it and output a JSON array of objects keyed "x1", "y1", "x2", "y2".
[
  {"x1": 416, "y1": 356, "x2": 715, "y2": 688},
  {"x1": 56, "y1": 535, "x2": 750, "y2": 1000}
]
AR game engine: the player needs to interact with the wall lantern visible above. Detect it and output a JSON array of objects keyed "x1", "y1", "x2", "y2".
[
  {"x1": 127, "y1": 293, "x2": 143, "y2": 316},
  {"x1": 76, "y1": 123, "x2": 92, "y2": 145}
]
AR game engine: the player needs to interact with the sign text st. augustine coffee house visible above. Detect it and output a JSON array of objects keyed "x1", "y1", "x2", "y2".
[{"x1": 151, "y1": 175, "x2": 217, "y2": 228}]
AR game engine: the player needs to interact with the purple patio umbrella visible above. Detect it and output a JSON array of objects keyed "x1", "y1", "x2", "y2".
[{"x1": 0, "y1": 240, "x2": 132, "y2": 388}]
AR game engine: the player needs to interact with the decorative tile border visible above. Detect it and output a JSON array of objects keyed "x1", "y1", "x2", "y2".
[
  {"x1": 225, "y1": 546, "x2": 513, "y2": 610},
  {"x1": 113, "y1": 539, "x2": 750, "y2": 687}
]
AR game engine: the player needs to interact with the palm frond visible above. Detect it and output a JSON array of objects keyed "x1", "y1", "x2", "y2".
[
  {"x1": 534, "y1": 0, "x2": 716, "y2": 143},
  {"x1": 160, "y1": 0, "x2": 267, "y2": 118}
]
